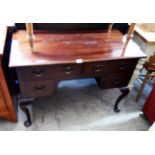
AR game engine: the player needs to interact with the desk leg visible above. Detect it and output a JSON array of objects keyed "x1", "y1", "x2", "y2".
[
  {"x1": 114, "y1": 88, "x2": 129, "y2": 112},
  {"x1": 18, "y1": 95, "x2": 34, "y2": 127}
]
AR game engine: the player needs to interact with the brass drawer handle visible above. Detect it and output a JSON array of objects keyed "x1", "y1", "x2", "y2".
[
  {"x1": 93, "y1": 64, "x2": 103, "y2": 72},
  {"x1": 32, "y1": 68, "x2": 45, "y2": 77},
  {"x1": 95, "y1": 68, "x2": 101, "y2": 72},
  {"x1": 113, "y1": 79, "x2": 121, "y2": 85},
  {"x1": 34, "y1": 85, "x2": 46, "y2": 93},
  {"x1": 120, "y1": 63, "x2": 127, "y2": 70},
  {"x1": 63, "y1": 66, "x2": 73, "y2": 75}
]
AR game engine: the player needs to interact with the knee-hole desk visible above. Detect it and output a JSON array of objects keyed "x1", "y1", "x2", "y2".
[{"x1": 9, "y1": 30, "x2": 145, "y2": 127}]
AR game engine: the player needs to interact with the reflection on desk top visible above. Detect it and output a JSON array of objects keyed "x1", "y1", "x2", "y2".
[{"x1": 9, "y1": 30, "x2": 146, "y2": 67}]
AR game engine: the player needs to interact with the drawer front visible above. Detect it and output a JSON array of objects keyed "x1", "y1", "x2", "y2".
[
  {"x1": 84, "y1": 59, "x2": 138, "y2": 75},
  {"x1": 20, "y1": 80, "x2": 58, "y2": 98},
  {"x1": 17, "y1": 64, "x2": 83, "y2": 81},
  {"x1": 97, "y1": 73, "x2": 132, "y2": 89}
]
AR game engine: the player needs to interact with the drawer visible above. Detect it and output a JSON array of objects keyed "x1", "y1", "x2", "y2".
[
  {"x1": 0, "y1": 96, "x2": 7, "y2": 112},
  {"x1": 20, "y1": 80, "x2": 58, "y2": 98},
  {"x1": 84, "y1": 59, "x2": 138, "y2": 75},
  {"x1": 17, "y1": 64, "x2": 83, "y2": 81},
  {"x1": 97, "y1": 73, "x2": 132, "y2": 89}
]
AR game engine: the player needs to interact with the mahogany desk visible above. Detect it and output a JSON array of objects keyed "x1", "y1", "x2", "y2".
[{"x1": 9, "y1": 30, "x2": 145, "y2": 127}]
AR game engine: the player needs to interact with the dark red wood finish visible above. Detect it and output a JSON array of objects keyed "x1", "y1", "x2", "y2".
[
  {"x1": 9, "y1": 30, "x2": 145, "y2": 67},
  {"x1": 9, "y1": 30, "x2": 145, "y2": 99},
  {"x1": 9, "y1": 29, "x2": 146, "y2": 126}
]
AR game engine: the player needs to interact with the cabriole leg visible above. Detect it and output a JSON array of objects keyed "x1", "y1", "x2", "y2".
[
  {"x1": 18, "y1": 95, "x2": 34, "y2": 127},
  {"x1": 114, "y1": 88, "x2": 130, "y2": 112}
]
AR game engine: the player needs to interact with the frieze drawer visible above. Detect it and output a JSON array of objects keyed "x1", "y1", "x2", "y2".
[
  {"x1": 17, "y1": 64, "x2": 83, "y2": 81},
  {"x1": 84, "y1": 59, "x2": 138, "y2": 75}
]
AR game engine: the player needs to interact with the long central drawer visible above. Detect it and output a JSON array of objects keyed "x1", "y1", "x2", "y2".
[{"x1": 17, "y1": 64, "x2": 83, "y2": 81}]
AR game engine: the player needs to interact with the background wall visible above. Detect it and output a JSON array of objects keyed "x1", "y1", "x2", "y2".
[{"x1": 15, "y1": 23, "x2": 129, "y2": 34}]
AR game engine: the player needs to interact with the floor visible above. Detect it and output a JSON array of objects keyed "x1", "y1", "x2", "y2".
[{"x1": 0, "y1": 78, "x2": 151, "y2": 131}]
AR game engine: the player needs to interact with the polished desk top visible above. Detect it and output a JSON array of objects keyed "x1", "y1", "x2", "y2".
[{"x1": 9, "y1": 30, "x2": 146, "y2": 67}]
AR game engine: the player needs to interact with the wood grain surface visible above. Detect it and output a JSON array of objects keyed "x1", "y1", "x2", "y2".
[{"x1": 9, "y1": 30, "x2": 146, "y2": 67}]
